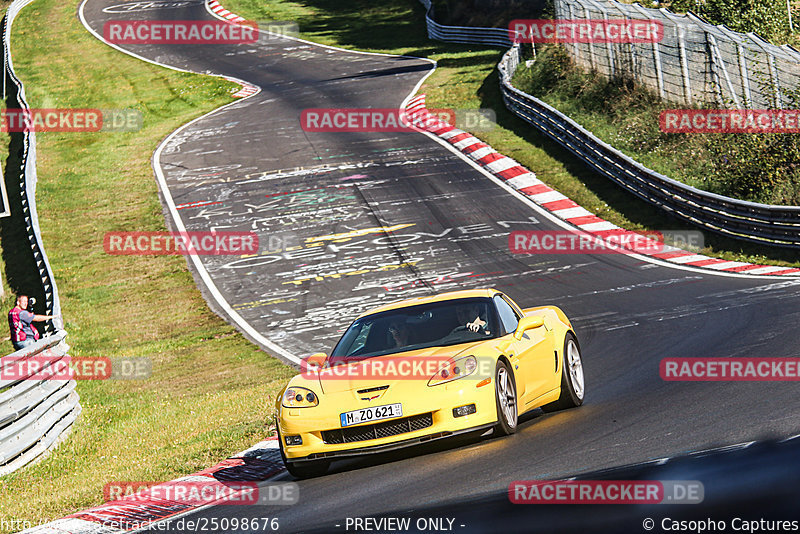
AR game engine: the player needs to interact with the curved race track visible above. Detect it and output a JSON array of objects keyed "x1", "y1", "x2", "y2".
[{"x1": 79, "y1": 1, "x2": 800, "y2": 532}]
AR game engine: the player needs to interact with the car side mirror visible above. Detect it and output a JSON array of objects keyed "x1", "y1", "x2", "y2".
[
  {"x1": 514, "y1": 316, "x2": 544, "y2": 340},
  {"x1": 302, "y1": 352, "x2": 328, "y2": 373}
]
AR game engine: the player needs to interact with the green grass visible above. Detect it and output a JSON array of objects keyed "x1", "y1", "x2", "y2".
[
  {"x1": 226, "y1": 0, "x2": 800, "y2": 266},
  {"x1": 0, "y1": 0, "x2": 294, "y2": 528},
  {"x1": 1, "y1": 0, "x2": 798, "y2": 526}
]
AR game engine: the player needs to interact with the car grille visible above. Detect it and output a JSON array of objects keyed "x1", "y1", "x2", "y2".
[{"x1": 322, "y1": 413, "x2": 434, "y2": 445}]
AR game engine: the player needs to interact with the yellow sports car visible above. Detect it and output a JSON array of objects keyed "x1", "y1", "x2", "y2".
[{"x1": 275, "y1": 288, "x2": 584, "y2": 478}]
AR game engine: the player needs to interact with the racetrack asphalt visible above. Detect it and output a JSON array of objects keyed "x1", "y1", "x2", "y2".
[{"x1": 78, "y1": 1, "x2": 800, "y2": 531}]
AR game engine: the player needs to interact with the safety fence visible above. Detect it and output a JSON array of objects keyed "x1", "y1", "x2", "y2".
[
  {"x1": 417, "y1": 0, "x2": 800, "y2": 248},
  {"x1": 0, "y1": 332, "x2": 80, "y2": 476},
  {"x1": 555, "y1": 0, "x2": 800, "y2": 108},
  {"x1": 1, "y1": 0, "x2": 74, "y2": 476},
  {"x1": 498, "y1": 43, "x2": 800, "y2": 248}
]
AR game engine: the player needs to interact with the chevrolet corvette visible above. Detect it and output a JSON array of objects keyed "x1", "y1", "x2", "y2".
[{"x1": 275, "y1": 288, "x2": 584, "y2": 478}]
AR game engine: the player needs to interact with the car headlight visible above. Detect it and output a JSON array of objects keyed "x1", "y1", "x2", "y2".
[
  {"x1": 282, "y1": 387, "x2": 319, "y2": 408},
  {"x1": 427, "y1": 355, "x2": 478, "y2": 387}
]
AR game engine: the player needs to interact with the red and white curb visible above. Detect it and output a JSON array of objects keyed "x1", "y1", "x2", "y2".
[
  {"x1": 405, "y1": 95, "x2": 800, "y2": 278},
  {"x1": 206, "y1": 1, "x2": 259, "y2": 99},
  {"x1": 226, "y1": 78, "x2": 259, "y2": 98},
  {"x1": 207, "y1": 0, "x2": 245, "y2": 23},
  {"x1": 22, "y1": 439, "x2": 285, "y2": 534}
]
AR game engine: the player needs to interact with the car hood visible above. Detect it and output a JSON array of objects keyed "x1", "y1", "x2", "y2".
[{"x1": 315, "y1": 342, "x2": 483, "y2": 395}]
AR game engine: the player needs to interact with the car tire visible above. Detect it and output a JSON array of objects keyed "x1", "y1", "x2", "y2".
[
  {"x1": 541, "y1": 333, "x2": 585, "y2": 412},
  {"x1": 284, "y1": 459, "x2": 330, "y2": 479},
  {"x1": 277, "y1": 429, "x2": 330, "y2": 479},
  {"x1": 494, "y1": 360, "x2": 518, "y2": 435}
]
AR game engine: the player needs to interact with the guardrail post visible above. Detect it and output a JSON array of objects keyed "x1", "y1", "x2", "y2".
[
  {"x1": 768, "y1": 51, "x2": 783, "y2": 108},
  {"x1": 593, "y1": 0, "x2": 616, "y2": 78},
  {"x1": 630, "y1": 3, "x2": 664, "y2": 99},
  {"x1": 745, "y1": 32, "x2": 783, "y2": 108},
  {"x1": 737, "y1": 44, "x2": 752, "y2": 108},
  {"x1": 567, "y1": 2, "x2": 582, "y2": 67},
  {"x1": 704, "y1": 30, "x2": 724, "y2": 105},
  {"x1": 582, "y1": 4, "x2": 595, "y2": 71},
  {"x1": 708, "y1": 31, "x2": 741, "y2": 108}
]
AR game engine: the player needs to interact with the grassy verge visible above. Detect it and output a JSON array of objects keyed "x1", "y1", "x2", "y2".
[
  {"x1": 2, "y1": 0, "x2": 798, "y2": 525},
  {"x1": 0, "y1": 0, "x2": 294, "y2": 528},
  {"x1": 224, "y1": 0, "x2": 799, "y2": 266}
]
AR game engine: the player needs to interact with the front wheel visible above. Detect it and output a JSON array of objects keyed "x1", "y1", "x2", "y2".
[
  {"x1": 541, "y1": 333, "x2": 585, "y2": 412},
  {"x1": 494, "y1": 360, "x2": 518, "y2": 435},
  {"x1": 284, "y1": 459, "x2": 330, "y2": 479}
]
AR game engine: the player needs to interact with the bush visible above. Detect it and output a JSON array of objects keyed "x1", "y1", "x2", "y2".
[
  {"x1": 668, "y1": 0, "x2": 795, "y2": 44},
  {"x1": 513, "y1": 45, "x2": 800, "y2": 205}
]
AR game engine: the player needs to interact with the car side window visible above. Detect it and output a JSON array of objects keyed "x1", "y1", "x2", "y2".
[{"x1": 494, "y1": 295, "x2": 520, "y2": 335}]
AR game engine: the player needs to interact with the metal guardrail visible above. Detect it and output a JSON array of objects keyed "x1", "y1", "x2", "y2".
[
  {"x1": 498, "y1": 44, "x2": 800, "y2": 248},
  {"x1": 0, "y1": 331, "x2": 80, "y2": 476},
  {"x1": 1, "y1": 0, "x2": 76, "y2": 476},
  {"x1": 419, "y1": 0, "x2": 512, "y2": 48},
  {"x1": 414, "y1": 0, "x2": 800, "y2": 248},
  {"x1": 3, "y1": 0, "x2": 64, "y2": 326}
]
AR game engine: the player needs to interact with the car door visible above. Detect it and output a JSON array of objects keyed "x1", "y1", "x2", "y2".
[{"x1": 495, "y1": 295, "x2": 555, "y2": 408}]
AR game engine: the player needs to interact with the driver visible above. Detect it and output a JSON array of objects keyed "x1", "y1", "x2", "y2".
[{"x1": 454, "y1": 303, "x2": 488, "y2": 334}]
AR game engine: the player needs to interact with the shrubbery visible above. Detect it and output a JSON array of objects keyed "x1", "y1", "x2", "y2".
[
  {"x1": 668, "y1": 0, "x2": 795, "y2": 45},
  {"x1": 515, "y1": 45, "x2": 800, "y2": 205}
]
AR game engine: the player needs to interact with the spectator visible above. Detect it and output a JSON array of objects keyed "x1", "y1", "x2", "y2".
[{"x1": 8, "y1": 295, "x2": 54, "y2": 351}]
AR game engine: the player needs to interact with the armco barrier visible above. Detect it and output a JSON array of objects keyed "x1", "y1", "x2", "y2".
[
  {"x1": 1, "y1": 0, "x2": 76, "y2": 477},
  {"x1": 0, "y1": 331, "x2": 80, "y2": 476},
  {"x1": 3, "y1": 0, "x2": 64, "y2": 326},
  {"x1": 416, "y1": 1, "x2": 800, "y2": 249},
  {"x1": 419, "y1": 0, "x2": 512, "y2": 48}
]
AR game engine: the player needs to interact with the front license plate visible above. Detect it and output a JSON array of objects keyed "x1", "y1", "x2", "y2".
[{"x1": 340, "y1": 403, "x2": 403, "y2": 427}]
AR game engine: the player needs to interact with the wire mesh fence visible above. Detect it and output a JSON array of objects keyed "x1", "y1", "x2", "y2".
[{"x1": 554, "y1": 0, "x2": 800, "y2": 108}]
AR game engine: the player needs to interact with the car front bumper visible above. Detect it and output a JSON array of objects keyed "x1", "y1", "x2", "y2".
[{"x1": 278, "y1": 380, "x2": 497, "y2": 461}]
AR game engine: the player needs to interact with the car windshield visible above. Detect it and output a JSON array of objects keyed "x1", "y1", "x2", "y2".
[{"x1": 330, "y1": 297, "x2": 498, "y2": 360}]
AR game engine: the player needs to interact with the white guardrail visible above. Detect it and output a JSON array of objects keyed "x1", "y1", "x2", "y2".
[
  {"x1": 0, "y1": 332, "x2": 80, "y2": 476},
  {"x1": 419, "y1": 0, "x2": 512, "y2": 48},
  {"x1": 2, "y1": 0, "x2": 77, "y2": 477},
  {"x1": 418, "y1": 1, "x2": 800, "y2": 248}
]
